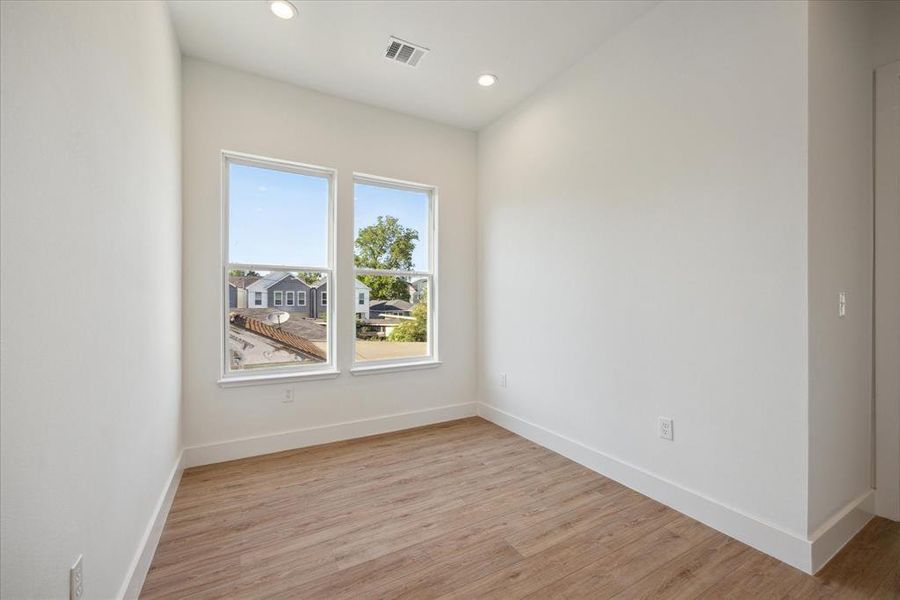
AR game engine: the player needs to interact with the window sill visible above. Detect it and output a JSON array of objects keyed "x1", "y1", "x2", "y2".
[
  {"x1": 218, "y1": 369, "x2": 340, "y2": 388},
  {"x1": 350, "y1": 360, "x2": 442, "y2": 376}
]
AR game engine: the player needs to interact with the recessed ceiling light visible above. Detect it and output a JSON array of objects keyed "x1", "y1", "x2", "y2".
[
  {"x1": 269, "y1": 0, "x2": 297, "y2": 20},
  {"x1": 477, "y1": 73, "x2": 498, "y2": 87}
]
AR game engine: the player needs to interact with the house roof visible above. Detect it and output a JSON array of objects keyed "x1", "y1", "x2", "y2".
[
  {"x1": 246, "y1": 271, "x2": 296, "y2": 291},
  {"x1": 369, "y1": 299, "x2": 413, "y2": 312},
  {"x1": 230, "y1": 308, "x2": 327, "y2": 342},
  {"x1": 229, "y1": 275, "x2": 261, "y2": 289},
  {"x1": 230, "y1": 312, "x2": 326, "y2": 360},
  {"x1": 306, "y1": 278, "x2": 370, "y2": 290},
  {"x1": 239, "y1": 272, "x2": 373, "y2": 291}
]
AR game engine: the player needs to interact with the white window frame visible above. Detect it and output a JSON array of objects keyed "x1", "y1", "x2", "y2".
[
  {"x1": 297, "y1": 290, "x2": 307, "y2": 307},
  {"x1": 254, "y1": 291, "x2": 263, "y2": 306},
  {"x1": 321, "y1": 291, "x2": 328, "y2": 306},
  {"x1": 285, "y1": 290, "x2": 295, "y2": 306},
  {"x1": 220, "y1": 151, "x2": 338, "y2": 386},
  {"x1": 358, "y1": 292, "x2": 365, "y2": 306},
  {"x1": 273, "y1": 290, "x2": 283, "y2": 306},
  {"x1": 351, "y1": 173, "x2": 439, "y2": 374}
]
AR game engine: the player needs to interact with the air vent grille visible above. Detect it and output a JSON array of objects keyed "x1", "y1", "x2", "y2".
[{"x1": 385, "y1": 36, "x2": 428, "y2": 68}]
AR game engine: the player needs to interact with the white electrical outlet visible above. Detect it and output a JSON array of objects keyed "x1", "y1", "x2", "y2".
[
  {"x1": 282, "y1": 388, "x2": 294, "y2": 403},
  {"x1": 659, "y1": 417, "x2": 674, "y2": 441},
  {"x1": 70, "y1": 555, "x2": 83, "y2": 600},
  {"x1": 838, "y1": 292, "x2": 847, "y2": 317},
  {"x1": 499, "y1": 373, "x2": 507, "y2": 388}
]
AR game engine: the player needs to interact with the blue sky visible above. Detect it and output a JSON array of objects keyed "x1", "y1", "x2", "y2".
[
  {"x1": 229, "y1": 163, "x2": 329, "y2": 267},
  {"x1": 229, "y1": 163, "x2": 428, "y2": 271}
]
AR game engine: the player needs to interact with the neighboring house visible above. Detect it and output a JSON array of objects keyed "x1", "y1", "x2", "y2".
[
  {"x1": 228, "y1": 282, "x2": 239, "y2": 308},
  {"x1": 245, "y1": 272, "x2": 320, "y2": 316},
  {"x1": 228, "y1": 275, "x2": 260, "y2": 309},
  {"x1": 369, "y1": 299, "x2": 413, "y2": 317},
  {"x1": 239, "y1": 271, "x2": 371, "y2": 320},
  {"x1": 354, "y1": 280, "x2": 371, "y2": 320},
  {"x1": 407, "y1": 277, "x2": 428, "y2": 304},
  {"x1": 309, "y1": 277, "x2": 371, "y2": 320}
]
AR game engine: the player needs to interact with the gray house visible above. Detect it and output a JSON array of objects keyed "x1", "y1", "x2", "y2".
[
  {"x1": 228, "y1": 282, "x2": 238, "y2": 308},
  {"x1": 369, "y1": 299, "x2": 413, "y2": 317},
  {"x1": 228, "y1": 275, "x2": 260, "y2": 309},
  {"x1": 235, "y1": 272, "x2": 371, "y2": 319},
  {"x1": 244, "y1": 272, "x2": 324, "y2": 317}
]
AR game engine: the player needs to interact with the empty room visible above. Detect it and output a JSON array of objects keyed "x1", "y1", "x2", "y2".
[{"x1": 2, "y1": 0, "x2": 899, "y2": 598}]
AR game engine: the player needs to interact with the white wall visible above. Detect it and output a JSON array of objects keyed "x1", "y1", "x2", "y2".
[
  {"x1": 181, "y1": 59, "x2": 476, "y2": 453},
  {"x1": 0, "y1": 1, "x2": 182, "y2": 599},
  {"x1": 874, "y1": 59, "x2": 900, "y2": 523},
  {"x1": 870, "y1": 0, "x2": 900, "y2": 69},
  {"x1": 478, "y1": 0, "x2": 810, "y2": 539},
  {"x1": 872, "y1": 0, "x2": 900, "y2": 518},
  {"x1": 806, "y1": 0, "x2": 875, "y2": 535}
]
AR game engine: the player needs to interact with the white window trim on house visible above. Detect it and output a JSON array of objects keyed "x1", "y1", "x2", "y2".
[
  {"x1": 351, "y1": 173, "x2": 439, "y2": 375},
  {"x1": 297, "y1": 290, "x2": 307, "y2": 307},
  {"x1": 358, "y1": 292, "x2": 365, "y2": 305},
  {"x1": 273, "y1": 290, "x2": 283, "y2": 306},
  {"x1": 285, "y1": 290, "x2": 295, "y2": 306},
  {"x1": 321, "y1": 291, "x2": 327, "y2": 306},
  {"x1": 220, "y1": 151, "x2": 338, "y2": 386},
  {"x1": 254, "y1": 291, "x2": 263, "y2": 306}
]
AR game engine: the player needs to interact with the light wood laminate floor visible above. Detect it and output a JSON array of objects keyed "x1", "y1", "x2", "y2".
[{"x1": 141, "y1": 418, "x2": 900, "y2": 599}]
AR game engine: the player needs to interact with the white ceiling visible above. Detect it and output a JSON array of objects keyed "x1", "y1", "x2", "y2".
[{"x1": 166, "y1": 1, "x2": 658, "y2": 130}]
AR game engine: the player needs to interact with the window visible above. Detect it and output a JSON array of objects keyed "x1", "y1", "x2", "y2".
[
  {"x1": 353, "y1": 176, "x2": 436, "y2": 368},
  {"x1": 321, "y1": 292, "x2": 328, "y2": 306},
  {"x1": 223, "y1": 152, "x2": 335, "y2": 381}
]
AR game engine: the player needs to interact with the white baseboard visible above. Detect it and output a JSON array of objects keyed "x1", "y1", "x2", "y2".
[
  {"x1": 875, "y1": 485, "x2": 900, "y2": 522},
  {"x1": 183, "y1": 402, "x2": 478, "y2": 468},
  {"x1": 809, "y1": 489, "x2": 874, "y2": 573},
  {"x1": 119, "y1": 451, "x2": 184, "y2": 599},
  {"x1": 477, "y1": 402, "x2": 853, "y2": 574}
]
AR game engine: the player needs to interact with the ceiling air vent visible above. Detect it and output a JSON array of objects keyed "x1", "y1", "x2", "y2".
[{"x1": 385, "y1": 36, "x2": 429, "y2": 68}]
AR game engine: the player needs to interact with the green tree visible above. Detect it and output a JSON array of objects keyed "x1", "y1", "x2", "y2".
[
  {"x1": 354, "y1": 215, "x2": 418, "y2": 300},
  {"x1": 388, "y1": 293, "x2": 427, "y2": 342},
  {"x1": 229, "y1": 269, "x2": 259, "y2": 276},
  {"x1": 296, "y1": 272, "x2": 321, "y2": 285}
]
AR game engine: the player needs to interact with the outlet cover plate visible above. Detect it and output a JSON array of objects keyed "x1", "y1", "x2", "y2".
[
  {"x1": 659, "y1": 417, "x2": 674, "y2": 441},
  {"x1": 70, "y1": 555, "x2": 83, "y2": 600}
]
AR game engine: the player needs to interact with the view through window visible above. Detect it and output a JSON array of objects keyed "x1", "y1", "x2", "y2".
[
  {"x1": 353, "y1": 179, "x2": 435, "y2": 365},
  {"x1": 224, "y1": 155, "x2": 333, "y2": 376}
]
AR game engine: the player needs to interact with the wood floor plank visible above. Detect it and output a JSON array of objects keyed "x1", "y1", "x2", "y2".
[
  {"x1": 870, "y1": 563, "x2": 900, "y2": 600},
  {"x1": 693, "y1": 549, "x2": 808, "y2": 599},
  {"x1": 608, "y1": 531, "x2": 752, "y2": 599},
  {"x1": 140, "y1": 418, "x2": 900, "y2": 599},
  {"x1": 323, "y1": 480, "x2": 625, "y2": 600},
  {"x1": 437, "y1": 497, "x2": 682, "y2": 600},
  {"x1": 518, "y1": 515, "x2": 718, "y2": 600}
]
